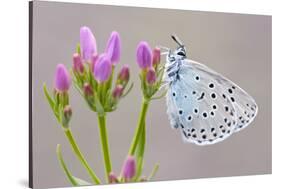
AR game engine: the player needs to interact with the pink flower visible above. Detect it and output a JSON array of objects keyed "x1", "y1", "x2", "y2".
[
  {"x1": 117, "y1": 64, "x2": 130, "y2": 83},
  {"x1": 152, "y1": 47, "x2": 161, "y2": 66},
  {"x1": 93, "y1": 54, "x2": 112, "y2": 83},
  {"x1": 80, "y1": 26, "x2": 97, "y2": 61},
  {"x1": 121, "y1": 156, "x2": 136, "y2": 180},
  {"x1": 72, "y1": 53, "x2": 84, "y2": 73},
  {"x1": 105, "y1": 31, "x2": 121, "y2": 65},
  {"x1": 83, "y1": 83, "x2": 93, "y2": 96},
  {"x1": 109, "y1": 172, "x2": 118, "y2": 183},
  {"x1": 112, "y1": 85, "x2": 124, "y2": 99},
  {"x1": 54, "y1": 64, "x2": 71, "y2": 92},
  {"x1": 146, "y1": 67, "x2": 156, "y2": 85},
  {"x1": 136, "y1": 41, "x2": 152, "y2": 69}
]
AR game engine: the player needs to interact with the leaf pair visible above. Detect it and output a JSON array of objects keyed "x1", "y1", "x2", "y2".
[{"x1": 56, "y1": 144, "x2": 90, "y2": 186}]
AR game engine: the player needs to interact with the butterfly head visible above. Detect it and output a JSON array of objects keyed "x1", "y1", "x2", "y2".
[{"x1": 167, "y1": 35, "x2": 187, "y2": 63}]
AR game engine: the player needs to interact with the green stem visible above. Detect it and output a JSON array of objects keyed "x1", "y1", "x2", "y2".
[
  {"x1": 97, "y1": 114, "x2": 112, "y2": 181},
  {"x1": 56, "y1": 144, "x2": 79, "y2": 186},
  {"x1": 129, "y1": 99, "x2": 150, "y2": 155},
  {"x1": 64, "y1": 129, "x2": 101, "y2": 184},
  {"x1": 135, "y1": 122, "x2": 146, "y2": 180},
  {"x1": 148, "y1": 164, "x2": 159, "y2": 180}
]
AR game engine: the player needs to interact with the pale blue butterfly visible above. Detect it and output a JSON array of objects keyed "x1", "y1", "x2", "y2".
[{"x1": 163, "y1": 35, "x2": 258, "y2": 145}]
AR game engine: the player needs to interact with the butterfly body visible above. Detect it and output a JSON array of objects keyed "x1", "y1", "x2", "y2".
[{"x1": 164, "y1": 36, "x2": 258, "y2": 145}]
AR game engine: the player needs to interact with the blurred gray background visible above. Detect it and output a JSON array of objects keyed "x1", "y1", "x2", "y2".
[{"x1": 31, "y1": 1, "x2": 272, "y2": 188}]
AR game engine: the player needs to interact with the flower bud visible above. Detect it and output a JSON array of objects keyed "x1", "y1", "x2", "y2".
[
  {"x1": 54, "y1": 64, "x2": 71, "y2": 92},
  {"x1": 80, "y1": 26, "x2": 97, "y2": 61},
  {"x1": 105, "y1": 31, "x2": 121, "y2": 65},
  {"x1": 136, "y1": 41, "x2": 152, "y2": 69},
  {"x1": 93, "y1": 54, "x2": 112, "y2": 83},
  {"x1": 83, "y1": 83, "x2": 93, "y2": 96},
  {"x1": 117, "y1": 64, "x2": 130, "y2": 85},
  {"x1": 62, "y1": 105, "x2": 72, "y2": 128},
  {"x1": 72, "y1": 53, "x2": 84, "y2": 73},
  {"x1": 121, "y1": 156, "x2": 136, "y2": 180},
  {"x1": 112, "y1": 85, "x2": 124, "y2": 99},
  {"x1": 146, "y1": 68, "x2": 156, "y2": 85},
  {"x1": 109, "y1": 172, "x2": 119, "y2": 183},
  {"x1": 152, "y1": 47, "x2": 161, "y2": 66}
]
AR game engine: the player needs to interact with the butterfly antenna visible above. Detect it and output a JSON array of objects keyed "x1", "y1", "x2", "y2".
[
  {"x1": 171, "y1": 34, "x2": 184, "y2": 47},
  {"x1": 157, "y1": 45, "x2": 170, "y2": 51},
  {"x1": 157, "y1": 45, "x2": 170, "y2": 55}
]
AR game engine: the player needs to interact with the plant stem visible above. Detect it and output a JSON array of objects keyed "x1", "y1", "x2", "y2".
[
  {"x1": 56, "y1": 144, "x2": 79, "y2": 186},
  {"x1": 129, "y1": 99, "x2": 150, "y2": 155},
  {"x1": 135, "y1": 122, "x2": 146, "y2": 180},
  {"x1": 64, "y1": 129, "x2": 101, "y2": 184},
  {"x1": 148, "y1": 164, "x2": 159, "y2": 180},
  {"x1": 97, "y1": 114, "x2": 112, "y2": 181}
]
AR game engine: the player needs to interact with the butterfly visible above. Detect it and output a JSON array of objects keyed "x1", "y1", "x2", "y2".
[{"x1": 163, "y1": 35, "x2": 258, "y2": 145}]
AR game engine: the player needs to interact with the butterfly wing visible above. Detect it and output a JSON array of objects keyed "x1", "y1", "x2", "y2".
[
  {"x1": 166, "y1": 59, "x2": 258, "y2": 145},
  {"x1": 187, "y1": 59, "x2": 258, "y2": 132}
]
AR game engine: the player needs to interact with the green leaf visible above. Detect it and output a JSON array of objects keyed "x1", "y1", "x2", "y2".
[
  {"x1": 72, "y1": 176, "x2": 91, "y2": 185},
  {"x1": 73, "y1": 79, "x2": 84, "y2": 97},
  {"x1": 147, "y1": 164, "x2": 159, "y2": 181},
  {"x1": 43, "y1": 83, "x2": 55, "y2": 110},
  {"x1": 72, "y1": 74, "x2": 97, "y2": 112},
  {"x1": 121, "y1": 82, "x2": 134, "y2": 98},
  {"x1": 87, "y1": 67, "x2": 97, "y2": 91},
  {"x1": 94, "y1": 92, "x2": 104, "y2": 115},
  {"x1": 106, "y1": 69, "x2": 114, "y2": 92},
  {"x1": 156, "y1": 66, "x2": 165, "y2": 75},
  {"x1": 103, "y1": 89, "x2": 113, "y2": 111},
  {"x1": 56, "y1": 144, "x2": 91, "y2": 186},
  {"x1": 71, "y1": 69, "x2": 84, "y2": 88},
  {"x1": 151, "y1": 90, "x2": 167, "y2": 100},
  {"x1": 43, "y1": 84, "x2": 59, "y2": 121},
  {"x1": 56, "y1": 144, "x2": 79, "y2": 186},
  {"x1": 157, "y1": 67, "x2": 165, "y2": 85},
  {"x1": 58, "y1": 103, "x2": 64, "y2": 123}
]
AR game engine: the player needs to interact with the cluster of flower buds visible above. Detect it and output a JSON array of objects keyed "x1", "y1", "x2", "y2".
[
  {"x1": 43, "y1": 64, "x2": 73, "y2": 129},
  {"x1": 136, "y1": 41, "x2": 163, "y2": 100},
  {"x1": 44, "y1": 27, "x2": 164, "y2": 186},
  {"x1": 112, "y1": 64, "x2": 130, "y2": 100},
  {"x1": 71, "y1": 26, "x2": 132, "y2": 114},
  {"x1": 107, "y1": 155, "x2": 156, "y2": 183}
]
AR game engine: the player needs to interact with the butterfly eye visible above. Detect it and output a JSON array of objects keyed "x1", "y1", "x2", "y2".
[{"x1": 177, "y1": 51, "x2": 186, "y2": 56}]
